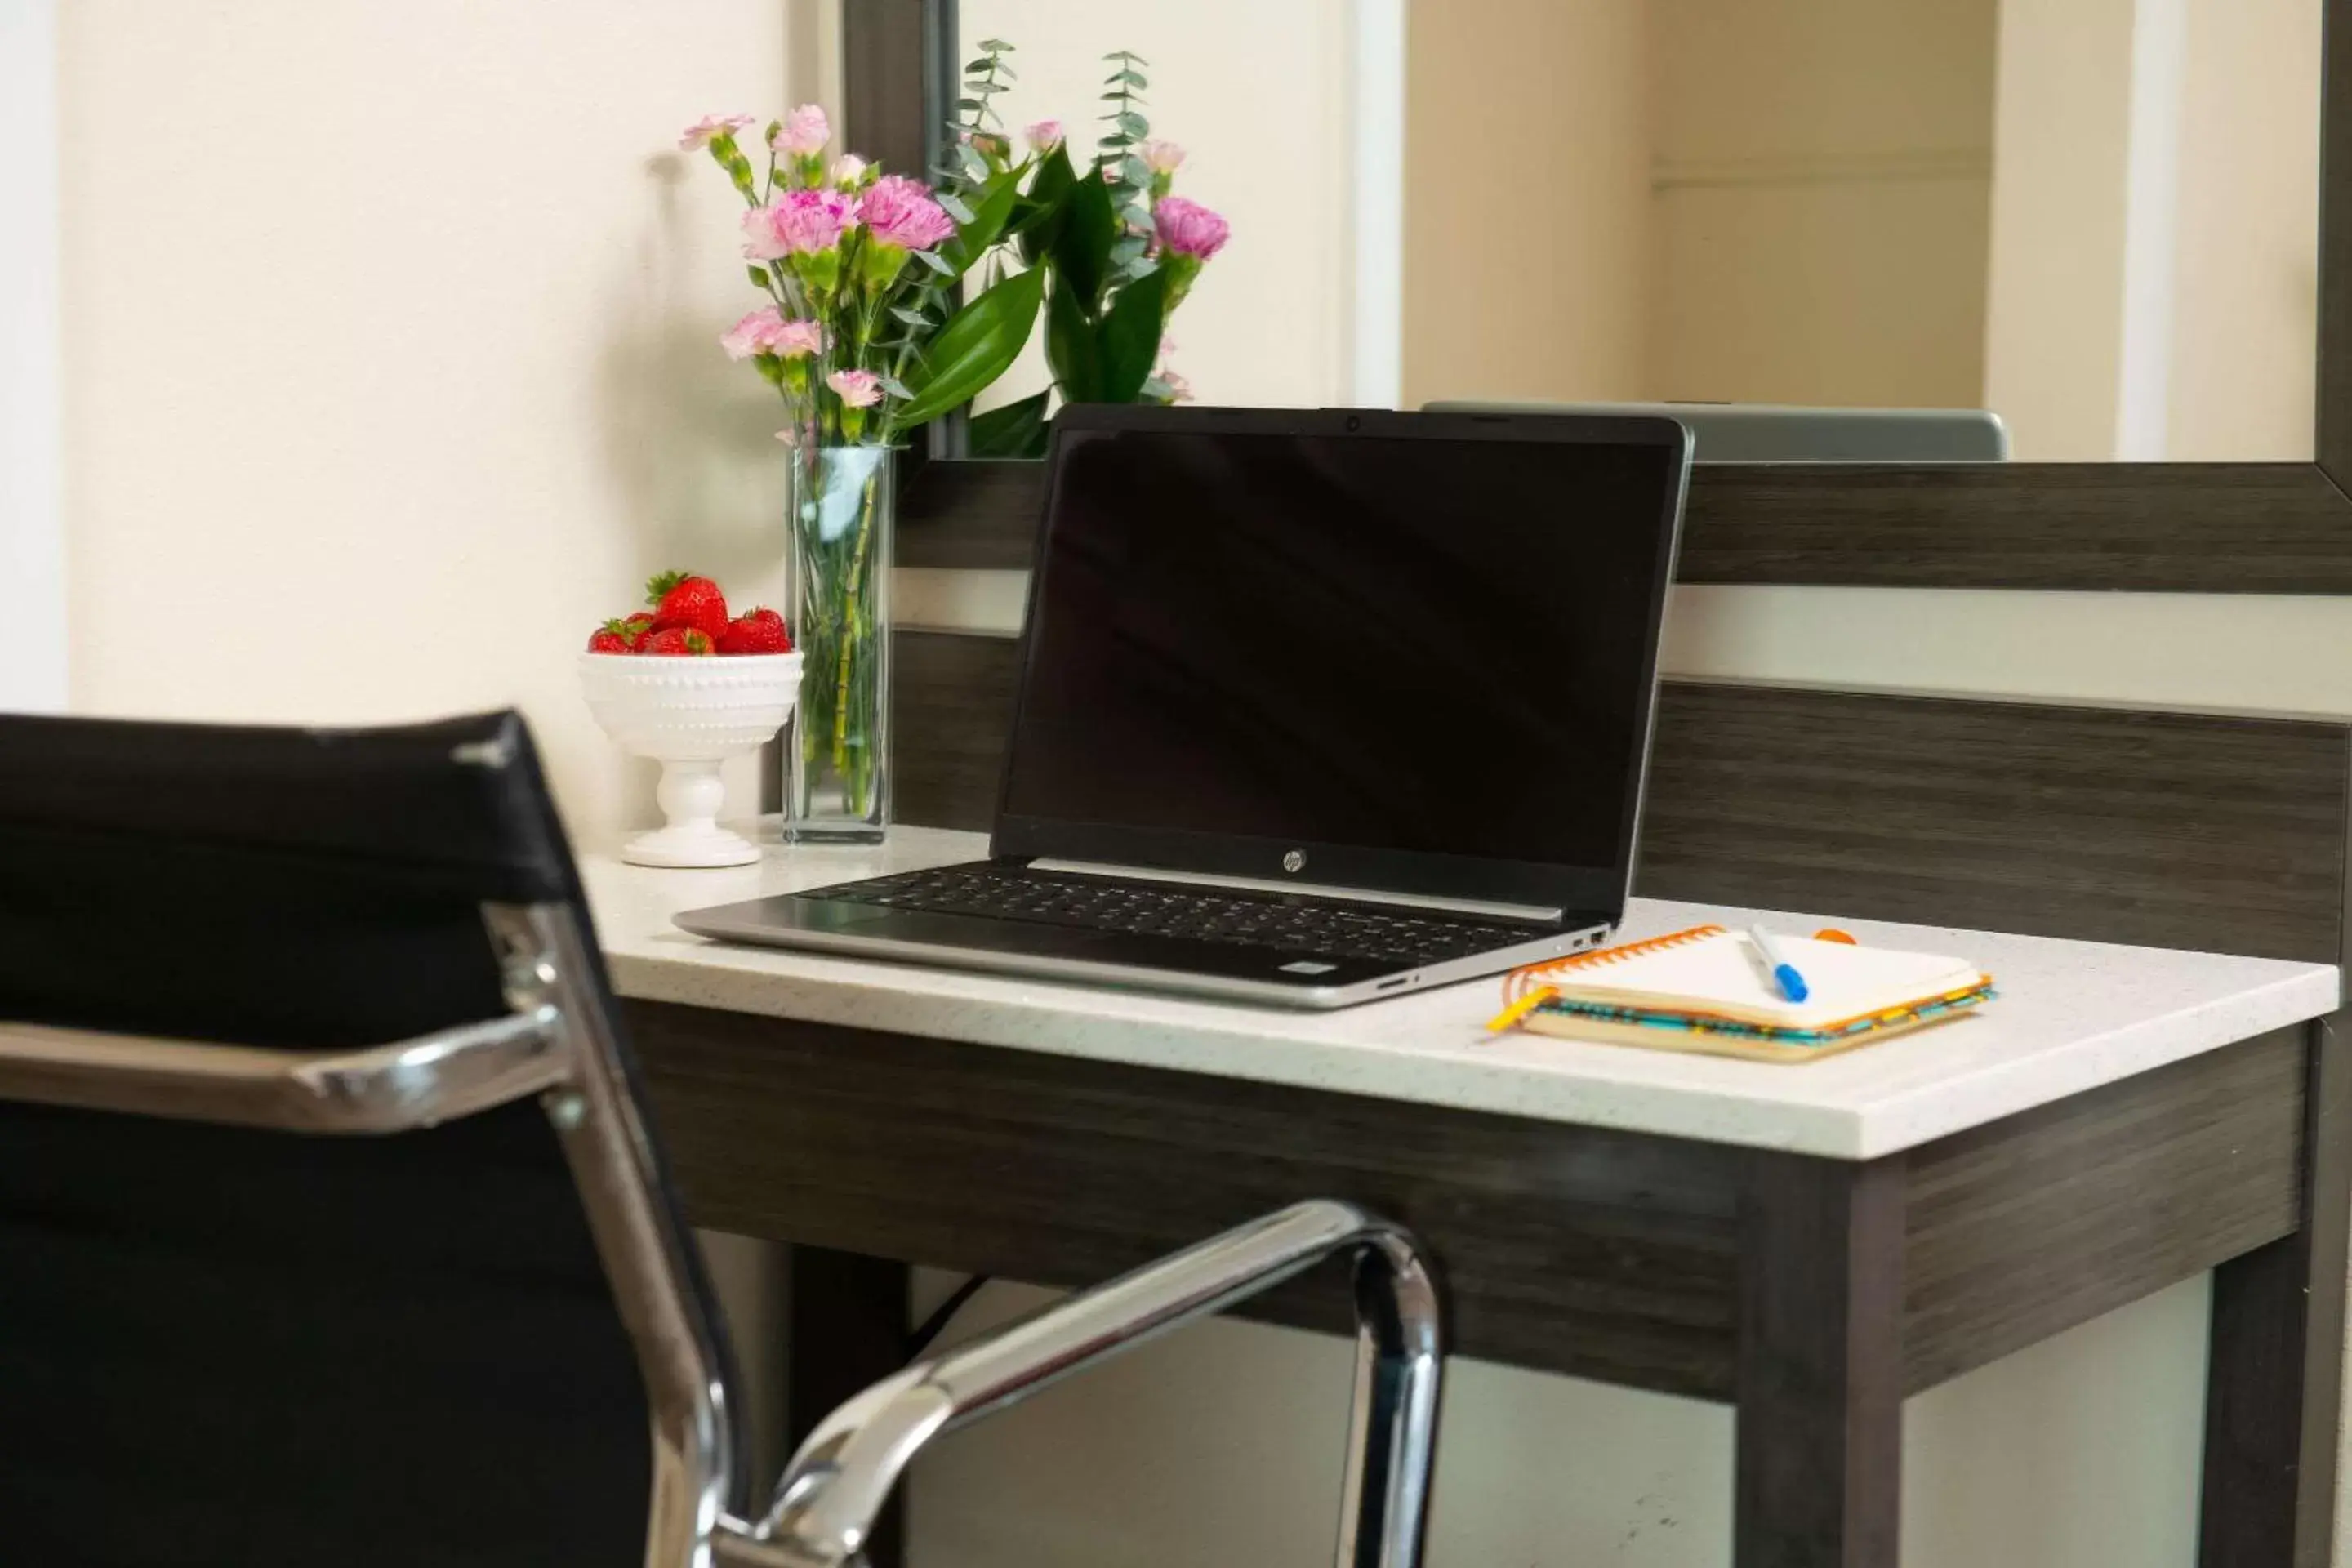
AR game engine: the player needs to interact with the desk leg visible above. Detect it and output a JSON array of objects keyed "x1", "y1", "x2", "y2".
[
  {"x1": 786, "y1": 1244, "x2": 911, "y2": 1568},
  {"x1": 1735, "y1": 1152, "x2": 1904, "y2": 1568},
  {"x1": 2199, "y1": 1018, "x2": 2351, "y2": 1568}
]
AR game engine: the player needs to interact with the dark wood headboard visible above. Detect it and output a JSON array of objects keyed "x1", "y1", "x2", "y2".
[{"x1": 891, "y1": 629, "x2": 2352, "y2": 964}]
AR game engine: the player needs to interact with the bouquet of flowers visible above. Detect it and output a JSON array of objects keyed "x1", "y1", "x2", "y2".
[
  {"x1": 945, "y1": 42, "x2": 1232, "y2": 457},
  {"x1": 683, "y1": 102, "x2": 1042, "y2": 836}
]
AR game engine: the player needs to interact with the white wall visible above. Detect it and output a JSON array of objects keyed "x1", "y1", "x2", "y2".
[
  {"x1": 0, "y1": 0, "x2": 65, "y2": 711},
  {"x1": 56, "y1": 0, "x2": 800, "y2": 840}
]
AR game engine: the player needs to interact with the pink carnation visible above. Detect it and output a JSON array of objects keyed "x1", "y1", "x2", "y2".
[
  {"x1": 1140, "y1": 138, "x2": 1187, "y2": 175},
  {"x1": 720, "y1": 307, "x2": 786, "y2": 360},
  {"x1": 679, "y1": 112, "x2": 755, "y2": 151},
  {"x1": 1153, "y1": 197, "x2": 1229, "y2": 261},
  {"x1": 1026, "y1": 119, "x2": 1065, "y2": 154},
  {"x1": 857, "y1": 174, "x2": 958, "y2": 252},
  {"x1": 773, "y1": 103, "x2": 831, "y2": 158},
  {"x1": 721, "y1": 309, "x2": 826, "y2": 360},
  {"x1": 741, "y1": 188, "x2": 853, "y2": 260},
  {"x1": 827, "y1": 368, "x2": 884, "y2": 408},
  {"x1": 772, "y1": 318, "x2": 823, "y2": 358}
]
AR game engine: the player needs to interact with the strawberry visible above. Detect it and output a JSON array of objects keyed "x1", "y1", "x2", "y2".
[
  {"x1": 622, "y1": 611, "x2": 656, "y2": 640},
  {"x1": 645, "y1": 570, "x2": 729, "y2": 640},
  {"x1": 717, "y1": 613, "x2": 794, "y2": 654},
  {"x1": 742, "y1": 606, "x2": 786, "y2": 632},
  {"x1": 588, "y1": 616, "x2": 648, "y2": 653},
  {"x1": 641, "y1": 626, "x2": 715, "y2": 656}
]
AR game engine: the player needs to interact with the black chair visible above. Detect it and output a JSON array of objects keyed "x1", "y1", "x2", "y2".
[{"x1": 0, "y1": 710, "x2": 1443, "y2": 1568}]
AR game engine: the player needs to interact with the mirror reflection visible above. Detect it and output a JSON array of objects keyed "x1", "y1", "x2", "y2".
[{"x1": 963, "y1": 0, "x2": 2320, "y2": 461}]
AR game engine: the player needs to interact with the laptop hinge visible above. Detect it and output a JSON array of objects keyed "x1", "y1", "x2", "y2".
[{"x1": 1026, "y1": 859, "x2": 1567, "y2": 924}]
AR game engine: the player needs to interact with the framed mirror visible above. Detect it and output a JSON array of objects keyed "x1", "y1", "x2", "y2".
[{"x1": 853, "y1": 0, "x2": 2352, "y2": 591}]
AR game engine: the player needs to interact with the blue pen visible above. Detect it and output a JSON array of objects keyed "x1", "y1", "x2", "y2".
[{"x1": 1748, "y1": 924, "x2": 1810, "y2": 1003}]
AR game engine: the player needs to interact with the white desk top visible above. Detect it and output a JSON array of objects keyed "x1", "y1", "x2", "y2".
[{"x1": 586, "y1": 826, "x2": 2339, "y2": 1160}]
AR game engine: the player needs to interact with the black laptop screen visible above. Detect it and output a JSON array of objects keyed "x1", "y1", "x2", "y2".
[{"x1": 996, "y1": 415, "x2": 1686, "y2": 910}]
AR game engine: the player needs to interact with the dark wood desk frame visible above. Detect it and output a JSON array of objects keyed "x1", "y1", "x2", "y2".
[{"x1": 625, "y1": 666, "x2": 2352, "y2": 1567}]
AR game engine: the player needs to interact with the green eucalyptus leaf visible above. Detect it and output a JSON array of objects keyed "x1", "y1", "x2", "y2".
[
  {"x1": 912, "y1": 248, "x2": 956, "y2": 276},
  {"x1": 876, "y1": 375, "x2": 914, "y2": 399},
  {"x1": 1119, "y1": 69, "x2": 1148, "y2": 87},
  {"x1": 1109, "y1": 235, "x2": 1148, "y2": 265},
  {"x1": 1115, "y1": 111, "x2": 1150, "y2": 139},
  {"x1": 1121, "y1": 156, "x2": 1151, "y2": 189},
  {"x1": 894, "y1": 265, "x2": 1045, "y2": 428},
  {"x1": 956, "y1": 143, "x2": 987, "y2": 178},
  {"x1": 938, "y1": 192, "x2": 975, "y2": 224},
  {"x1": 1098, "y1": 265, "x2": 1169, "y2": 404},
  {"x1": 968, "y1": 390, "x2": 1053, "y2": 457},
  {"x1": 978, "y1": 37, "x2": 1014, "y2": 51},
  {"x1": 1046, "y1": 277, "x2": 1105, "y2": 404},
  {"x1": 957, "y1": 97, "x2": 984, "y2": 112},
  {"x1": 1047, "y1": 167, "x2": 1117, "y2": 313},
  {"x1": 890, "y1": 305, "x2": 933, "y2": 327}
]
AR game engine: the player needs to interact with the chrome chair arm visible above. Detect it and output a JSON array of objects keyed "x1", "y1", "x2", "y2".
[
  {"x1": 714, "y1": 1200, "x2": 1444, "y2": 1568},
  {"x1": 0, "y1": 1007, "x2": 567, "y2": 1133}
]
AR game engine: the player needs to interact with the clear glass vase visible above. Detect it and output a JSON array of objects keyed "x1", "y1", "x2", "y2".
[{"x1": 786, "y1": 443, "x2": 893, "y2": 842}]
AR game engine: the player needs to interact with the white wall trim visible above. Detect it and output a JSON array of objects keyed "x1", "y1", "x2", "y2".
[
  {"x1": 2114, "y1": 0, "x2": 2188, "y2": 460},
  {"x1": 1346, "y1": 0, "x2": 1406, "y2": 408},
  {"x1": 0, "y1": 0, "x2": 65, "y2": 712}
]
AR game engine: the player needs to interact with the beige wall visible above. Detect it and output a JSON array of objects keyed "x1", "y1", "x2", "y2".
[
  {"x1": 1648, "y1": 0, "x2": 1997, "y2": 407},
  {"x1": 1401, "y1": 0, "x2": 1654, "y2": 406},
  {"x1": 2166, "y1": 0, "x2": 2322, "y2": 460},
  {"x1": 59, "y1": 0, "x2": 803, "y2": 840},
  {"x1": 1404, "y1": 0, "x2": 1994, "y2": 412}
]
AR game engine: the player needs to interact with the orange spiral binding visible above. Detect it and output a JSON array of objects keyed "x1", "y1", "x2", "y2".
[{"x1": 1499, "y1": 924, "x2": 1727, "y2": 1005}]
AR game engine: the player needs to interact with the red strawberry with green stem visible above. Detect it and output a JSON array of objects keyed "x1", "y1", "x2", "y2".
[
  {"x1": 645, "y1": 571, "x2": 729, "y2": 640},
  {"x1": 586, "y1": 624, "x2": 631, "y2": 653},
  {"x1": 641, "y1": 626, "x2": 715, "y2": 656}
]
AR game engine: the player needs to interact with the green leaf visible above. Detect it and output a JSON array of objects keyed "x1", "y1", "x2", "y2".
[
  {"x1": 1046, "y1": 278, "x2": 1105, "y2": 404},
  {"x1": 1115, "y1": 111, "x2": 1150, "y2": 139},
  {"x1": 965, "y1": 56, "x2": 996, "y2": 73},
  {"x1": 940, "y1": 166, "x2": 1022, "y2": 276},
  {"x1": 876, "y1": 375, "x2": 914, "y2": 399},
  {"x1": 1121, "y1": 156, "x2": 1151, "y2": 189},
  {"x1": 938, "y1": 191, "x2": 975, "y2": 224},
  {"x1": 956, "y1": 97, "x2": 984, "y2": 112},
  {"x1": 968, "y1": 390, "x2": 1053, "y2": 457},
  {"x1": 1047, "y1": 167, "x2": 1118, "y2": 313},
  {"x1": 1012, "y1": 143, "x2": 1077, "y2": 264},
  {"x1": 1118, "y1": 69, "x2": 1148, "y2": 87},
  {"x1": 1098, "y1": 265, "x2": 1169, "y2": 404},
  {"x1": 1109, "y1": 234, "x2": 1148, "y2": 265},
  {"x1": 978, "y1": 36, "x2": 1014, "y2": 51},
  {"x1": 893, "y1": 265, "x2": 1045, "y2": 428},
  {"x1": 914, "y1": 247, "x2": 956, "y2": 275},
  {"x1": 955, "y1": 142, "x2": 987, "y2": 178},
  {"x1": 890, "y1": 305, "x2": 933, "y2": 327}
]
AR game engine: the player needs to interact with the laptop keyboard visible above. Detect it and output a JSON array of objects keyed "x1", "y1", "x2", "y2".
[{"x1": 814, "y1": 864, "x2": 1553, "y2": 968}]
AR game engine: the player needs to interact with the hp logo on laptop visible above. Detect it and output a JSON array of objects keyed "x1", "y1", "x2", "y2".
[{"x1": 1282, "y1": 849, "x2": 1306, "y2": 873}]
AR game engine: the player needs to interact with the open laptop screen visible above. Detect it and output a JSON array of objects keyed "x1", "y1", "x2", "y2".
[{"x1": 994, "y1": 408, "x2": 1689, "y2": 914}]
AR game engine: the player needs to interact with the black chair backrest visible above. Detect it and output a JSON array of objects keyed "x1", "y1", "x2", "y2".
[{"x1": 0, "y1": 710, "x2": 742, "y2": 1568}]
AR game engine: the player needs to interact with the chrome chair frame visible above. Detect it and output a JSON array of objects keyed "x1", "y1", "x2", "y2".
[{"x1": 0, "y1": 900, "x2": 1444, "y2": 1568}]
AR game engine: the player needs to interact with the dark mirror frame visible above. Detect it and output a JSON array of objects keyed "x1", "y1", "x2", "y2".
[{"x1": 851, "y1": 0, "x2": 2352, "y2": 594}]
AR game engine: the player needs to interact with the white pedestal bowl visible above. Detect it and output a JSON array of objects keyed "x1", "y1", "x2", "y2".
[{"x1": 579, "y1": 650, "x2": 802, "y2": 868}]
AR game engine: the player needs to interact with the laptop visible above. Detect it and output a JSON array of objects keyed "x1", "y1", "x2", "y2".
[
  {"x1": 677, "y1": 404, "x2": 1692, "y2": 1009},
  {"x1": 1424, "y1": 399, "x2": 2009, "y2": 462}
]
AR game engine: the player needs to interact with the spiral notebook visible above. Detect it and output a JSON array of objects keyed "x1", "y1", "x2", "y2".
[{"x1": 1487, "y1": 924, "x2": 1994, "y2": 1062}]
